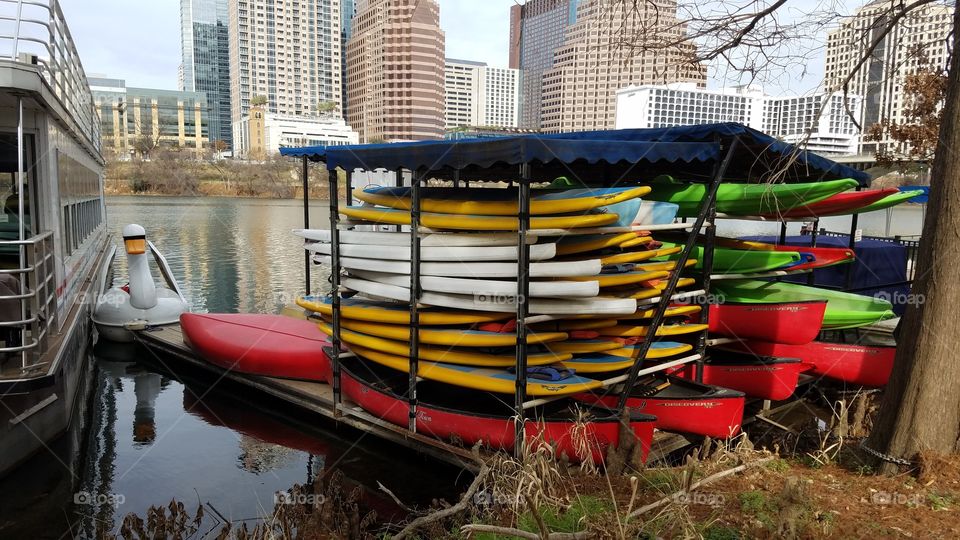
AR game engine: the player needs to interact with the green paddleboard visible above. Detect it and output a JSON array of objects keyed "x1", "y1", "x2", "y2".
[
  {"x1": 653, "y1": 242, "x2": 801, "y2": 274},
  {"x1": 711, "y1": 280, "x2": 896, "y2": 329},
  {"x1": 645, "y1": 178, "x2": 859, "y2": 217}
]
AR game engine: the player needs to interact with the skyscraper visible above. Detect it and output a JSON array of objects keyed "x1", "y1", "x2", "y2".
[
  {"x1": 823, "y1": 1, "x2": 953, "y2": 154},
  {"x1": 180, "y1": 0, "x2": 232, "y2": 147},
  {"x1": 341, "y1": 0, "x2": 356, "y2": 113},
  {"x1": 509, "y1": 0, "x2": 578, "y2": 129},
  {"x1": 543, "y1": 0, "x2": 704, "y2": 132},
  {"x1": 445, "y1": 59, "x2": 520, "y2": 130},
  {"x1": 346, "y1": 0, "x2": 445, "y2": 142},
  {"x1": 228, "y1": 0, "x2": 343, "y2": 145}
]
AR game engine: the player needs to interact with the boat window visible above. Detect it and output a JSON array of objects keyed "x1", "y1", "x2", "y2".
[
  {"x1": 58, "y1": 152, "x2": 103, "y2": 257},
  {"x1": 0, "y1": 132, "x2": 36, "y2": 247}
]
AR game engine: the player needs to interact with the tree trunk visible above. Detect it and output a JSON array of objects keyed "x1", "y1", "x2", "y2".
[{"x1": 866, "y1": 7, "x2": 960, "y2": 473}]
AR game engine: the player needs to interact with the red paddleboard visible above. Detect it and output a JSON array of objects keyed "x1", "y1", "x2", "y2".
[
  {"x1": 709, "y1": 300, "x2": 826, "y2": 345},
  {"x1": 181, "y1": 313, "x2": 331, "y2": 382},
  {"x1": 765, "y1": 189, "x2": 898, "y2": 219},
  {"x1": 722, "y1": 340, "x2": 895, "y2": 387}
]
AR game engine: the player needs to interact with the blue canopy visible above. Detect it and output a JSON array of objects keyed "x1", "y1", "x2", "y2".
[{"x1": 281, "y1": 123, "x2": 870, "y2": 184}]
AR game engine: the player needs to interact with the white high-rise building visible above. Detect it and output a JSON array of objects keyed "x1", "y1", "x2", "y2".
[
  {"x1": 824, "y1": 1, "x2": 953, "y2": 154},
  {"x1": 444, "y1": 59, "x2": 520, "y2": 130},
  {"x1": 228, "y1": 0, "x2": 343, "y2": 146},
  {"x1": 616, "y1": 83, "x2": 863, "y2": 155}
]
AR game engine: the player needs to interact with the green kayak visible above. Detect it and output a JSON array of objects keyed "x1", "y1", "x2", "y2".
[
  {"x1": 828, "y1": 190, "x2": 924, "y2": 216},
  {"x1": 645, "y1": 178, "x2": 859, "y2": 217},
  {"x1": 654, "y1": 242, "x2": 801, "y2": 274},
  {"x1": 711, "y1": 280, "x2": 896, "y2": 329}
]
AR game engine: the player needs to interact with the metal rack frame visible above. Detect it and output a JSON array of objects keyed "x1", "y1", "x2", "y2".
[{"x1": 293, "y1": 131, "x2": 879, "y2": 459}]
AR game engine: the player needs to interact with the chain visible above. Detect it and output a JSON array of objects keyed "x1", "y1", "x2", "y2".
[{"x1": 859, "y1": 440, "x2": 914, "y2": 466}]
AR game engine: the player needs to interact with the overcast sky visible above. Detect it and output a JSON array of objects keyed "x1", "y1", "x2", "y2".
[{"x1": 60, "y1": 0, "x2": 853, "y2": 96}]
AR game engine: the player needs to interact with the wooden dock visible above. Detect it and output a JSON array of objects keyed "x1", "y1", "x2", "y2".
[{"x1": 135, "y1": 323, "x2": 711, "y2": 470}]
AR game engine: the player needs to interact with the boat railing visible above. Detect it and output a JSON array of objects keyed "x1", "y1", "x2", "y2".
[
  {"x1": 0, "y1": 0, "x2": 101, "y2": 152},
  {"x1": 0, "y1": 230, "x2": 58, "y2": 373}
]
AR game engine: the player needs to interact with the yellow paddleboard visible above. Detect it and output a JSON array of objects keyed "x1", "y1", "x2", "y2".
[
  {"x1": 298, "y1": 296, "x2": 510, "y2": 325},
  {"x1": 627, "y1": 278, "x2": 698, "y2": 300},
  {"x1": 623, "y1": 305, "x2": 702, "y2": 320},
  {"x1": 341, "y1": 206, "x2": 619, "y2": 231},
  {"x1": 352, "y1": 186, "x2": 652, "y2": 216},
  {"x1": 597, "y1": 246, "x2": 682, "y2": 265},
  {"x1": 598, "y1": 323, "x2": 709, "y2": 338},
  {"x1": 561, "y1": 341, "x2": 694, "y2": 372},
  {"x1": 317, "y1": 323, "x2": 570, "y2": 367},
  {"x1": 566, "y1": 270, "x2": 669, "y2": 288},
  {"x1": 544, "y1": 340, "x2": 624, "y2": 354},
  {"x1": 347, "y1": 344, "x2": 604, "y2": 396},
  {"x1": 631, "y1": 259, "x2": 697, "y2": 272},
  {"x1": 528, "y1": 319, "x2": 618, "y2": 332},
  {"x1": 334, "y1": 318, "x2": 567, "y2": 347},
  {"x1": 607, "y1": 342, "x2": 694, "y2": 359},
  {"x1": 555, "y1": 232, "x2": 642, "y2": 256}
]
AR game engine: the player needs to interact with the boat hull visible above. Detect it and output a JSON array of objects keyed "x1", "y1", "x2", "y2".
[
  {"x1": 708, "y1": 301, "x2": 826, "y2": 345},
  {"x1": 576, "y1": 377, "x2": 746, "y2": 439},
  {"x1": 723, "y1": 340, "x2": 895, "y2": 387},
  {"x1": 671, "y1": 356, "x2": 804, "y2": 401},
  {"x1": 180, "y1": 313, "x2": 331, "y2": 382}
]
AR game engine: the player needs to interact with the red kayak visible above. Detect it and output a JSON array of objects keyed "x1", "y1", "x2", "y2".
[
  {"x1": 670, "y1": 353, "x2": 804, "y2": 401},
  {"x1": 341, "y1": 357, "x2": 654, "y2": 464},
  {"x1": 181, "y1": 313, "x2": 331, "y2": 382},
  {"x1": 576, "y1": 375, "x2": 745, "y2": 439},
  {"x1": 722, "y1": 340, "x2": 895, "y2": 387},
  {"x1": 708, "y1": 300, "x2": 826, "y2": 345},
  {"x1": 764, "y1": 189, "x2": 899, "y2": 219}
]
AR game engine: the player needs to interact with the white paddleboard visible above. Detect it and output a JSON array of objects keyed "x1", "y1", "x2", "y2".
[
  {"x1": 307, "y1": 242, "x2": 556, "y2": 261},
  {"x1": 347, "y1": 269, "x2": 599, "y2": 298},
  {"x1": 341, "y1": 277, "x2": 637, "y2": 315},
  {"x1": 313, "y1": 255, "x2": 601, "y2": 278},
  {"x1": 294, "y1": 229, "x2": 537, "y2": 247}
]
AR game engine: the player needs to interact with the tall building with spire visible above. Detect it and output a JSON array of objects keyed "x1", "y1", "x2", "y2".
[
  {"x1": 346, "y1": 0, "x2": 446, "y2": 142},
  {"x1": 227, "y1": 0, "x2": 344, "y2": 146},
  {"x1": 824, "y1": 1, "x2": 953, "y2": 154},
  {"x1": 180, "y1": 0, "x2": 232, "y2": 147}
]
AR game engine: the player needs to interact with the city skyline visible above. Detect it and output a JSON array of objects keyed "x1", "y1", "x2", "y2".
[{"x1": 63, "y1": 0, "x2": 863, "y2": 98}]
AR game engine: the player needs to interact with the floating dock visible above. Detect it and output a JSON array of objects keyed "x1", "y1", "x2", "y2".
[{"x1": 135, "y1": 322, "x2": 812, "y2": 470}]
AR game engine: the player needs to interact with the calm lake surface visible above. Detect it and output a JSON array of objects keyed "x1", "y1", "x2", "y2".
[
  {"x1": 0, "y1": 195, "x2": 925, "y2": 538},
  {"x1": 0, "y1": 196, "x2": 458, "y2": 539}
]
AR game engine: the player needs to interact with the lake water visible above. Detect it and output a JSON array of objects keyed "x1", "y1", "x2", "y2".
[
  {"x1": 0, "y1": 197, "x2": 457, "y2": 539},
  {"x1": 0, "y1": 196, "x2": 926, "y2": 538}
]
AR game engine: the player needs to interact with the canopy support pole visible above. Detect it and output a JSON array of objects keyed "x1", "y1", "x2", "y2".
[
  {"x1": 327, "y1": 163, "x2": 342, "y2": 417},
  {"x1": 617, "y1": 138, "x2": 739, "y2": 413},
  {"x1": 514, "y1": 163, "x2": 532, "y2": 457},
  {"x1": 345, "y1": 169, "x2": 353, "y2": 206},
  {"x1": 302, "y1": 156, "x2": 311, "y2": 295},
  {"x1": 846, "y1": 186, "x2": 860, "y2": 290},
  {"x1": 407, "y1": 168, "x2": 423, "y2": 433},
  {"x1": 807, "y1": 218, "x2": 820, "y2": 286},
  {"x1": 695, "y1": 148, "x2": 721, "y2": 383}
]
